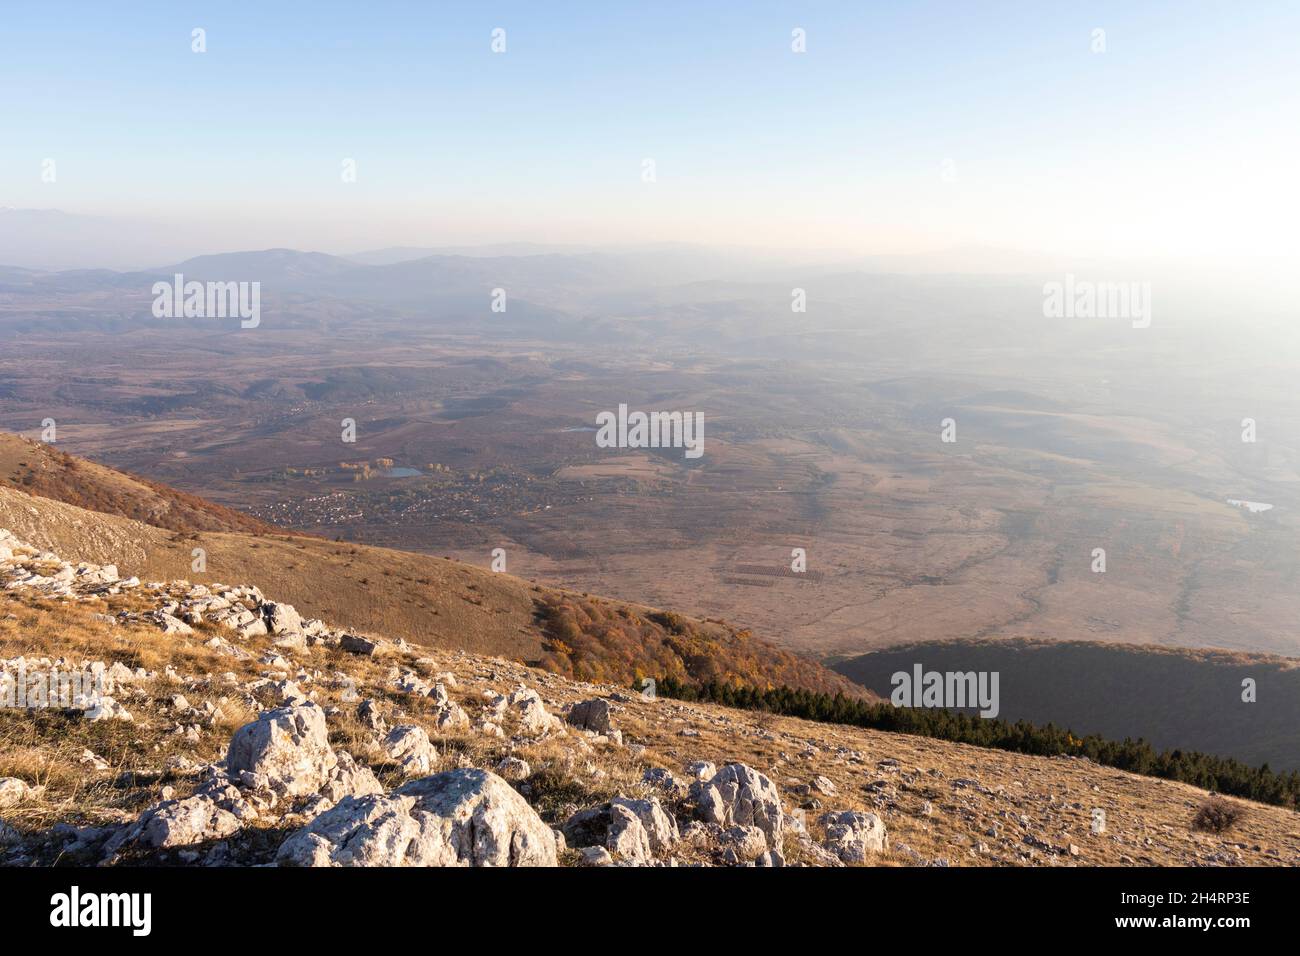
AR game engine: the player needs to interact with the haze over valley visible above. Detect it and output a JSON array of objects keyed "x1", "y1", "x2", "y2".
[{"x1": 2, "y1": 244, "x2": 1296, "y2": 667}]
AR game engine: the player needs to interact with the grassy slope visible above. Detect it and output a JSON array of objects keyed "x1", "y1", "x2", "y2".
[
  {"x1": 1, "y1": 592, "x2": 1293, "y2": 866},
  {"x1": 0, "y1": 432, "x2": 278, "y2": 534}
]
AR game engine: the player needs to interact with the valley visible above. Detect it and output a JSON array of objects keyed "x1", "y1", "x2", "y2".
[{"x1": 2, "y1": 294, "x2": 1296, "y2": 670}]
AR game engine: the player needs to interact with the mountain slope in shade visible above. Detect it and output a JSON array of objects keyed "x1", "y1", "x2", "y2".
[{"x1": 834, "y1": 638, "x2": 1300, "y2": 771}]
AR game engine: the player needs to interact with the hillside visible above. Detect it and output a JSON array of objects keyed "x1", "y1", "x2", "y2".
[
  {"x1": 0, "y1": 435, "x2": 860, "y2": 698},
  {"x1": 1, "y1": 528, "x2": 1295, "y2": 868},
  {"x1": 0, "y1": 432, "x2": 277, "y2": 534},
  {"x1": 834, "y1": 639, "x2": 1300, "y2": 771}
]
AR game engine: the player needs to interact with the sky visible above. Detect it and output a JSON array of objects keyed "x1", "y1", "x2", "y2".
[{"x1": 2, "y1": 0, "x2": 1298, "y2": 268}]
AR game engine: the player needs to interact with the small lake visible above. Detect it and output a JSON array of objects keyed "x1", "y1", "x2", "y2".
[{"x1": 1227, "y1": 498, "x2": 1273, "y2": 513}]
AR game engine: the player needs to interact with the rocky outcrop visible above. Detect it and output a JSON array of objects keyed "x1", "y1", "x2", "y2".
[
  {"x1": 276, "y1": 769, "x2": 557, "y2": 867},
  {"x1": 0, "y1": 526, "x2": 912, "y2": 870},
  {"x1": 819, "y1": 810, "x2": 888, "y2": 862},
  {"x1": 562, "y1": 795, "x2": 679, "y2": 865},
  {"x1": 690, "y1": 763, "x2": 785, "y2": 850}
]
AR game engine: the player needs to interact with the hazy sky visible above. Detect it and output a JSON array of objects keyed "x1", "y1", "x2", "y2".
[{"x1": 3, "y1": 1, "x2": 1298, "y2": 265}]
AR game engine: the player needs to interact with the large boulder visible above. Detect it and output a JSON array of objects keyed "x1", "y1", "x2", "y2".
[
  {"x1": 276, "y1": 769, "x2": 557, "y2": 867},
  {"x1": 340, "y1": 634, "x2": 381, "y2": 656},
  {"x1": 690, "y1": 763, "x2": 785, "y2": 849},
  {"x1": 227, "y1": 703, "x2": 338, "y2": 798}
]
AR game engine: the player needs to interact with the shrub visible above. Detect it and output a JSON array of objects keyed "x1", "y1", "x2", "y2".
[{"x1": 1192, "y1": 797, "x2": 1245, "y2": 834}]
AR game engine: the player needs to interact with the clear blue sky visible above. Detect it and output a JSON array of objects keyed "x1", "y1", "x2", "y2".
[{"x1": 3, "y1": 0, "x2": 1297, "y2": 259}]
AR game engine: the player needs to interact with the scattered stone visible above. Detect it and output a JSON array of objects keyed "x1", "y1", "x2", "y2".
[
  {"x1": 579, "y1": 845, "x2": 613, "y2": 866},
  {"x1": 383, "y1": 725, "x2": 439, "y2": 776},
  {"x1": 340, "y1": 634, "x2": 381, "y2": 656},
  {"x1": 811, "y1": 774, "x2": 838, "y2": 796},
  {"x1": 0, "y1": 778, "x2": 40, "y2": 810},
  {"x1": 496, "y1": 756, "x2": 532, "y2": 781},
  {"x1": 78, "y1": 750, "x2": 111, "y2": 771},
  {"x1": 567, "y1": 698, "x2": 613, "y2": 734},
  {"x1": 84, "y1": 696, "x2": 133, "y2": 722}
]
